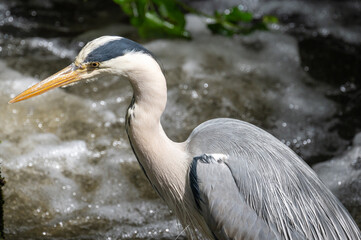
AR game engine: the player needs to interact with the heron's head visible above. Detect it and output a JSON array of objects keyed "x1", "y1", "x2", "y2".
[{"x1": 9, "y1": 36, "x2": 155, "y2": 103}]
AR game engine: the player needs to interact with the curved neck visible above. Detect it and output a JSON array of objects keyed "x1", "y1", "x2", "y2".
[
  {"x1": 128, "y1": 59, "x2": 167, "y2": 127},
  {"x1": 124, "y1": 56, "x2": 189, "y2": 202}
]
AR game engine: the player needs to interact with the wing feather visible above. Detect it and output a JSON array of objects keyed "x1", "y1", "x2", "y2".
[
  {"x1": 187, "y1": 118, "x2": 361, "y2": 240},
  {"x1": 190, "y1": 154, "x2": 281, "y2": 240}
]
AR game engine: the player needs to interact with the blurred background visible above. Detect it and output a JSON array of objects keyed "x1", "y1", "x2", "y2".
[{"x1": 0, "y1": 0, "x2": 360, "y2": 239}]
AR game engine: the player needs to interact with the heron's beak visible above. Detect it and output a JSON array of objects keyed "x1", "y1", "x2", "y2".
[{"x1": 9, "y1": 64, "x2": 84, "y2": 104}]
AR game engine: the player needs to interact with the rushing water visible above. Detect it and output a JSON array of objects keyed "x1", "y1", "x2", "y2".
[{"x1": 0, "y1": 0, "x2": 360, "y2": 239}]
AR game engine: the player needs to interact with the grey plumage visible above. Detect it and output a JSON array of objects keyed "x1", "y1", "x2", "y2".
[
  {"x1": 190, "y1": 153, "x2": 281, "y2": 239},
  {"x1": 10, "y1": 36, "x2": 361, "y2": 240},
  {"x1": 187, "y1": 118, "x2": 361, "y2": 239}
]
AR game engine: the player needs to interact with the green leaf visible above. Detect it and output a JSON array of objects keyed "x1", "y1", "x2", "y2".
[
  {"x1": 138, "y1": 11, "x2": 190, "y2": 39},
  {"x1": 207, "y1": 23, "x2": 235, "y2": 36},
  {"x1": 155, "y1": 0, "x2": 186, "y2": 27},
  {"x1": 134, "y1": 0, "x2": 147, "y2": 18},
  {"x1": 113, "y1": 0, "x2": 133, "y2": 15},
  {"x1": 207, "y1": 6, "x2": 257, "y2": 36},
  {"x1": 112, "y1": 0, "x2": 278, "y2": 39},
  {"x1": 262, "y1": 15, "x2": 279, "y2": 24},
  {"x1": 224, "y1": 6, "x2": 253, "y2": 23}
]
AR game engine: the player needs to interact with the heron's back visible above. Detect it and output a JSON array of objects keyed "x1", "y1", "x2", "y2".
[{"x1": 186, "y1": 118, "x2": 361, "y2": 240}]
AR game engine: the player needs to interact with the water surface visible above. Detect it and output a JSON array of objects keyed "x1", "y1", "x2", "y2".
[{"x1": 1, "y1": 0, "x2": 360, "y2": 238}]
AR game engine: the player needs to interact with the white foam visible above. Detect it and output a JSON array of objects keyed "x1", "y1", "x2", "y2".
[{"x1": 0, "y1": 9, "x2": 356, "y2": 237}]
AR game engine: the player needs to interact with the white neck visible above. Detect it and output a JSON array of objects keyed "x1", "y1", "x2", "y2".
[
  {"x1": 117, "y1": 53, "x2": 212, "y2": 237},
  {"x1": 123, "y1": 53, "x2": 190, "y2": 203}
]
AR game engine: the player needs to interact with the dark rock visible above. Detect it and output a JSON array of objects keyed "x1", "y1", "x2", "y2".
[
  {"x1": 313, "y1": 132, "x2": 361, "y2": 228},
  {"x1": 0, "y1": 0, "x2": 126, "y2": 38}
]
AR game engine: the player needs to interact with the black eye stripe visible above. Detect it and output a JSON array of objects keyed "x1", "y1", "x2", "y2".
[{"x1": 84, "y1": 38, "x2": 154, "y2": 63}]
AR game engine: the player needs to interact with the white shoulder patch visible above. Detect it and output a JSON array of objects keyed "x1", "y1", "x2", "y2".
[{"x1": 207, "y1": 153, "x2": 228, "y2": 162}]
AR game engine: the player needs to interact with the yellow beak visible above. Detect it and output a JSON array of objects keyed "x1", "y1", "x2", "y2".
[{"x1": 9, "y1": 64, "x2": 84, "y2": 104}]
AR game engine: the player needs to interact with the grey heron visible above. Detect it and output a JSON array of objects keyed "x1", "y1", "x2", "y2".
[{"x1": 9, "y1": 36, "x2": 361, "y2": 240}]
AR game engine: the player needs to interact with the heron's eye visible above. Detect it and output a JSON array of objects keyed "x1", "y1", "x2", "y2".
[{"x1": 90, "y1": 62, "x2": 100, "y2": 68}]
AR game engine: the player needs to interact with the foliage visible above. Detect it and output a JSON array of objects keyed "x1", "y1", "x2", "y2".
[
  {"x1": 112, "y1": 0, "x2": 278, "y2": 39},
  {"x1": 113, "y1": 0, "x2": 189, "y2": 39},
  {"x1": 208, "y1": 6, "x2": 278, "y2": 36}
]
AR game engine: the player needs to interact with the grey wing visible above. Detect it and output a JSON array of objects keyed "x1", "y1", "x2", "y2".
[
  {"x1": 190, "y1": 154, "x2": 282, "y2": 240},
  {"x1": 187, "y1": 118, "x2": 361, "y2": 240}
]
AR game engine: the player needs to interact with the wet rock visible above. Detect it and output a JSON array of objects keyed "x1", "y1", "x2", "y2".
[
  {"x1": 298, "y1": 36, "x2": 361, "y2": 144},
  {"x1": 313, "y1": 132, "x2": 361, "y2": 228},
  {"x1": 353, "y1": 132, "x2": 361, "y2": 146},
  {"x1": 1, "y1": 0, "x2": 361, "y2": 238},
  {"x1": 0, "y1": 0, "x2": 126, "y2": 37}
]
